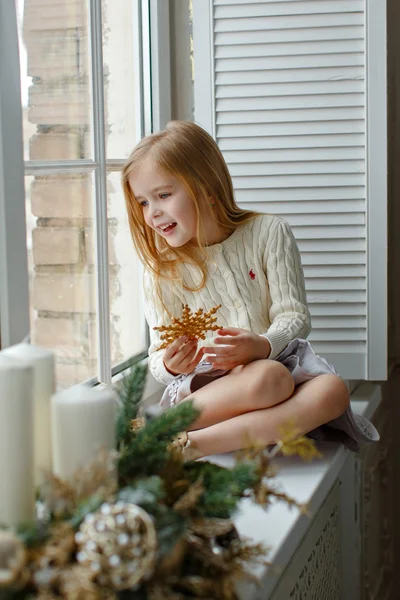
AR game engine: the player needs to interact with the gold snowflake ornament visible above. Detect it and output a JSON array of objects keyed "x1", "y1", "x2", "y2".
[{"x1": 154, "y1": 304, "x2": 222, "y2": 350}]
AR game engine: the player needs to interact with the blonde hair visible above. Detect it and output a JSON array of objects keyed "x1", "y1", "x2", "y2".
[{"x1": 122, "y1": 121, "x2": 259, "y2": 307}]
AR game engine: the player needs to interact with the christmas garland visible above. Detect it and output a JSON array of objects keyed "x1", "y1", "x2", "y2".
[{"x1": 0, "y1": 364, "x2": 320, "y2": 600}]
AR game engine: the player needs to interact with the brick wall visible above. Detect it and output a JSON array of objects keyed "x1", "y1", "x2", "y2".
[{"x1": 24, "y1": 0, "x2": 99, "y2": 385}]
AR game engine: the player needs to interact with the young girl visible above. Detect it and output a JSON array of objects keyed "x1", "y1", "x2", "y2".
[{"x1": 122, "y1": 121, "x2": 378, "y2": 460}]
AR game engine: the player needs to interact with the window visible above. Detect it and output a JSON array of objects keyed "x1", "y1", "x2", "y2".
[{"x1": 0, "y1": 0, "x2": 170, "y2": 387}]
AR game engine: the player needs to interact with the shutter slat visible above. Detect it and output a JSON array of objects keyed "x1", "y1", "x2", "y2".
[
  {"x1": 216, "y1": 53, "x2": 364, "y2": 71},
  {"x1": 230, "y1": 161, "x2": 364, "y2": 176},
  {"x1": 216, "y1": 66, "x2": 364, "y2": 85},
  {"x1": 311, "y1": 304, "x2": 366, "y2": 316},
  {"x1": 216, "y1": 0, "x2": 356, "y2": 5},
  {"x1": 217, "y1": 80, "x2": 364, "y2": 99},
  {"x1": 220, "y1": 134, "x2": 364, "y2": 150},
  {"x1": 303, "y1": 266, "x2": 366, "y2": 279},
  {"x1": 215, "y1": 26, "x2": 364, "y2": 45},
  {"x1": 307, "y1": 290, "x2": 365, "y2": 302},
  {"x1": 218, "y1": 121, "x2": 364, "y2": 137},
  {"x1": 301, "y1": 252, "x2": 365, "y2": 265},
  {"x1": 214, "y1": 13, "x2": 363, "y2": 32},
  {"x1": 217, "y1": 93, "x2": 364, "y2": 110},
  {"x1": 232, "y1": 174, "x2": 365, "y2": 188},
  {"x1": 215, "y1": 1, "x2": 364, "y2": 18},
  {"x1": 278, "y1": 213, "x2": 364, "y2": 226},
  {"x1": 236, "y1": 188, "x2": 365, "y2": 201},
  {"x1": 218, "y1": 107, "x2": 364, "y2": 124},
  {"x1": 224, "y1": 147, "x2": 364, "y2": 162},
  {"x1": 310, "y1": 330, "x2": 366, "y2": 341},
  {"x1": 215, "y1": 39, "x2": 364, "y2": 58},
  {"x1": 298, "y1": 239, "x2": 365, "y2": 252}
]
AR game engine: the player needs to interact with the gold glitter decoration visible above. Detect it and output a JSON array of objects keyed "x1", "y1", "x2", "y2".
[
  {"x1": 130, "y1": 416, "x2": 146, "y2": 433},
  {"x1": 0, "y1": 530, "x2": 27, "y2": 586},
  {"x1": 154, "y1": 304, "x2": 222, "y2": 350},
  {"x1": 75, "y1": 501, "x2": 157, "y2": 590}
]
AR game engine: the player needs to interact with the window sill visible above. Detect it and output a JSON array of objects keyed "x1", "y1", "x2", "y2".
[
  {"x1": 199, "y1": 383, "x2": 381, "y2": 599},
  {"x1": 139, "y1": 368, "x2": 380, "y2": 599}
]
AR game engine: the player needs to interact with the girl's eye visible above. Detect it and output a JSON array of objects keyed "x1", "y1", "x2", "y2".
[
  {"x1": 159, "y1": 193, "x2": 170, "y2": 199},
  {"x1": 140, "y1": 200, "x2": 148, "y2": 207}
]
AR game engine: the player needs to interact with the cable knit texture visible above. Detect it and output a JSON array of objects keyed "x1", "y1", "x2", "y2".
[{"x1": 144, "y1": 214, "x2": 311, "y2": 386}]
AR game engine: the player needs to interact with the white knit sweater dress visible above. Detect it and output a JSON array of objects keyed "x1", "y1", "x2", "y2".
[{"x1": 143, "y1": 214, "x2": 378, "y2": 452}]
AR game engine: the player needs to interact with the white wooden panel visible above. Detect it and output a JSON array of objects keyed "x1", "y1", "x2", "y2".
[{"x1": 193, "y1": 0, "x2": 388, "y2": 380}]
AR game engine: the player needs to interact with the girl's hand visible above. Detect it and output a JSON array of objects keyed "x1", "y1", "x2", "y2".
[
  {"x1": 163, "y1": 336, "x2": 206, "y2": 376},
  {"x1": 203, "y1": 328, "x2": 271, "y2": 370}
]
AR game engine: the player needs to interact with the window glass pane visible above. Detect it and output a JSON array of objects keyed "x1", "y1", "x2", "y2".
[
  {"x1": 19, "y1": 0, "x2": 91, "y2": 161},
  {"x1": 107, "y1": 171, "x2": 147, "y2": 367},
  {"x1": 26, "y1": 174, "x2": 98, "y2": 388},
  {"x1": 103, "y1": 0, "x2": 139, "y2": 159}
]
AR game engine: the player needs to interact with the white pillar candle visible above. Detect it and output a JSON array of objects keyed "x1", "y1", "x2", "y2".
[
  {"x1": 0, "y1": 356, "x2": 35, "y2": 526},
  {"x1": 2, "y1": 344, "x2": 55, "y2": 486},
  {"x1": 51, "y1": 385, "x2": 117, "y2": 480}
]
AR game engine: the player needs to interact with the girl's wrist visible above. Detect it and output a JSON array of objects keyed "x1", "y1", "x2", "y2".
[{"x1": 258, "y1": 336, "x2": 271, "y2": 359}]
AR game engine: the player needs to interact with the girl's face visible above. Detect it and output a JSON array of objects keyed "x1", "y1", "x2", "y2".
[{"x1": 129, "y1": 158, "x2": 206, "y2": 248}]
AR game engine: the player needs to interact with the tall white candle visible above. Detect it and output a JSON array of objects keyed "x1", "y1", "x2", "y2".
[
  {"x1": 2, "y1": 344, "x2": 55, "y2": 486},
  {"x1": 0, "y1": 356, "x2": 35, "y2": 526},
  {"x1": 51, "y1": 385, "x2": 117, "y2": 480}
]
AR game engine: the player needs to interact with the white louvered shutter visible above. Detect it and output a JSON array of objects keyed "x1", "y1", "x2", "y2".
[{"x1": 192, "y1": 0, "x2": 387, "y2": 380}]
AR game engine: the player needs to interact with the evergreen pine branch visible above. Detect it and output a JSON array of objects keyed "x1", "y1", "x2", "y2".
[
  {"x1": 115, "y1": 363, "x2": 148, "y2": 448},
  {"x1": 117, "y1": 476, "x2": 165, "y2": 510},
  {"x1": 185, "y1": 462, "x2": 258, "y2": 519},
  {"x1": 118, "y1": 401, "x2": 200, "y2": 480}
]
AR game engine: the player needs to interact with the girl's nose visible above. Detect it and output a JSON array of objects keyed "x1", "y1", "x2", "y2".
[{"x1": 149, "y1": 204, "x2": 162, "y2": 218}]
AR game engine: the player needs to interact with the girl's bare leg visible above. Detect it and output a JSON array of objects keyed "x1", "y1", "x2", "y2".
[
  {"x1": 187, "y1": 374, "x2": 349, "y2": 457},
  {"x1": 181, "y1": 359, "x2": 295, "y2": 430}
]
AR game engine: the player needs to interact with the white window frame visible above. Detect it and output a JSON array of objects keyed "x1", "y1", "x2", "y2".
[
  {"x1": 192, "y1": 0, "x2": 387, "y2": 381},
  {"x1": 0, "y1": 0, "x2": 171, "y2": 384}
]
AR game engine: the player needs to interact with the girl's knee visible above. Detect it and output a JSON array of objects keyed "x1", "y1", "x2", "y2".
[
  {"x1": 318, "y1": 374, "x2": 350, "y2": 417},
  {"x1": 249, "y1": 360, "x2": 294, "y2": 404}
]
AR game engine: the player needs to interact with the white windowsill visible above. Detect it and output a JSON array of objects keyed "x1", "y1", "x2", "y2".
[
  {"x1": 212, "y1": 382, "x2": 380, "y2": 599},
  {"x1": 138, "y1": 369, "x2": 381, "y2": 599}
]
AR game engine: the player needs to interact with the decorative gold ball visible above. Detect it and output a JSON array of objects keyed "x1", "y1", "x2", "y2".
[
  {"x1": 75, "y1": 502, "x2": 157, "y2": 591},
  {"x1": 0, "y1": 530, "x2": 27, "y2": 587}
]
